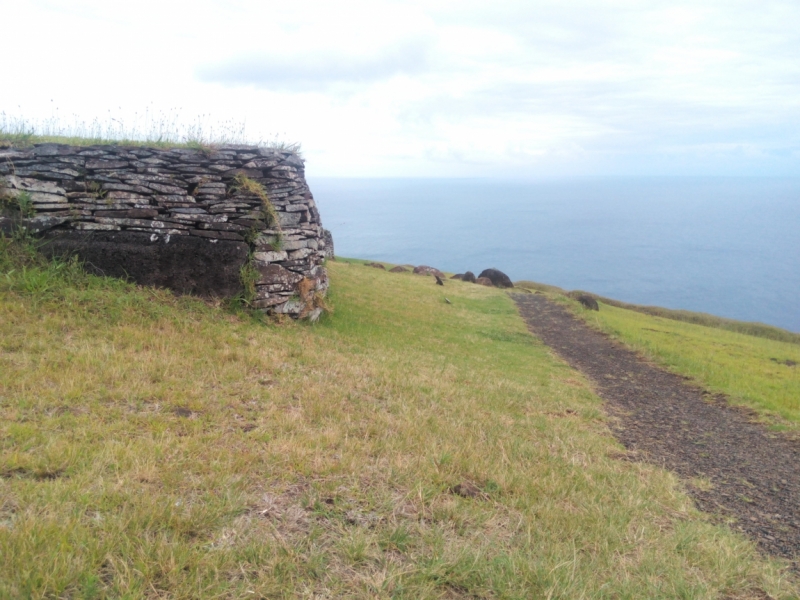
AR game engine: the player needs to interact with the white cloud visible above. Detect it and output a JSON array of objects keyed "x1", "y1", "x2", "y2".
[{"x1": 1, "y1": 0, "x2": 798, "y2": 176}]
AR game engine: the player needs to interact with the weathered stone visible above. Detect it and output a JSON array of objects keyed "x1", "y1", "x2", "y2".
[
  {"x1": 94, "y1": 209, "x2": 159, "y2": 219},
  {"x1": 31, "y1": 144, "x2": 76, "y2": 156},
  {"x1": 102, "y1": 183, "x2": 153, "y2": 194},
  {"x1": 169, "y1": 207, "x2": 209, "y2": 214},
  {"x1": 105, "y1": 191, "x2": 151, "y2": 202},
  {"x1": 198, "y1": 221, "x2": 246, "y2": 231},
  {"x1": 208, "y1": 202, "x2": 250, "y2": 213},
  {"x1": 253, "y1": 250, "x2": 288, "y2": 263},
  {"x1": 256, "y1": 263, "x2": 303, "y2": 286},
  {"x1": 389, "y1": 266, "x2": 408, "y2": 273},
  {"x1": 278, "y1": 211, "x2": 303, "y2": 227},
  {"x1": 451, "y1": 273, "x2": 464, "y2": 279},
  {"x1": 19, "y1": 215, "x2": 70, "y2": 233},
  {"x1": 146, "y1": 183, "x2": 187, "y2": 195},
  {"x1": 86, "y1": 160, "x2": 129, "y2": 170},
  {"x1": 27, "y1": 203, "x2": 73, "y2": 211},
  {"x1": 15, "y1": 167, "x2": 81, "y2": 179},
  {"x1": 232, "y1": 218, "x2": 267, "y2": 230},
  {"x1": 478, "y1": 268, "x2": 514, "y2": 288},
  {"x1": 73, "y1": 222, "x2": 120, "y2": 231},
  {"x1": 252, "y1": 295, "x2": 288, "y2": 309},
  {"x1": 96, "y1": 217, "x2": 178, "y2": 229},
  {"x1": 41, "y1": 230, "x2": 249, "y2": 297},
  {"x1": 2, "y1": 176, "x2": 67, "y2": 195},
  {"x1": 189, "y1": 229, "x2": 245, "y2": 241},
  {"x1": 476, "y1": 277, "x2": 494, "y2": 286},
  {"x1": 29, "y1": 192, "x2": 69, "y2": 204},
  {"x1": 273, "y1": 297, "x2": 305, "y2": 314},
  {"x1": 288, "y1": 247, "x2": 314, "y2": 259},
  {"x1": 280, "y1": 239, "x2": 309, "y2": 251}
]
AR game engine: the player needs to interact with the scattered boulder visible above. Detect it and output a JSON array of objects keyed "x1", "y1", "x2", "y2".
[
  {"x1": 572, "y1": 293, "x2": 599, "y2": 311},
  {"x1": 478, "y1": 268, "x2": 514, "y2": 288},
  {"x1": 389, "y1": 265, "x2": 409, "y2": 273},
  {"x1": 365, "y1": 262, "x2": 386, "y2": 270},
  {"x1": 462, "y1": 271, "x2": 476, "y2": 283},
  {"x1": 451, "y1": 273, "x2": 464, "y2": 280},
  {"x1": 413, "y1": 265, "x2": 445, "y2": 278},
  {"x1": 475, "y1": 277, "x2": 493, "y2": 287}
]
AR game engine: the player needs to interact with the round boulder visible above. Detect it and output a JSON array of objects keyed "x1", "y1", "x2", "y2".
[
  {"x1": 475, "y1": 277, "x2": 494, "y2": 287},
  {"x1": 478, "y1": 268, "x2": 514, "y2": 288},
  {"x1": 389, "y1": 265, "x2": 409, "y2": 273},
  {"x1": 413, "y1": 265, "x2": 445, "y2": 278},
  {"x1": 573, "y1": 293, "x2": 599, "y2": 311},
  {"x1": 451, "y1": 273, "x2": 464, "y2": 280},
  {"x1": 462, "y1": 271, "x2": 476, "y2": 283}
]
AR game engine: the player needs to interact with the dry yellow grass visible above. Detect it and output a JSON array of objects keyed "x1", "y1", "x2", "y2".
[{"x1": 0, "y1": 246, "x2": 796, "y2": 598}]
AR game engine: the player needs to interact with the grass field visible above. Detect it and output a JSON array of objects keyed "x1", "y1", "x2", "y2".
[
  {"x1": 1, "y1": 243, "x2": 797, "y2": 598},
  {"x1": 562, "y1": 298, "x2": 800, "y2": 431}
]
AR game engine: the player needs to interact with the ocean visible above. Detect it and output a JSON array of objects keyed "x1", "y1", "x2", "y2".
[{"x1": 309, "y1": 177, "x2": 800, "y2": 333}]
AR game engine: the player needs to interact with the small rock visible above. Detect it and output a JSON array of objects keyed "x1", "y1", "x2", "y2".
[
  {"x1": 462, "y1": 271, "x2": 476, "y2": 283},
  {"x1": 389, "y1": 266, "x2": 408, "y2": 273},
  {"x1": 451, "y1": 273, "x2": 464, "y2": 280},
  {"x1": 478, "y1": 268, "x2": 514, "y2": 288},
  {"x1": 475, "y1": 277, "x2": 493, "y2": 287},
  {"x1": 450, "y1": 482, "x2": 484, "y2": 499},
  {"x1": 574, "y1": 294, "x2": 599, "y2": 311}
]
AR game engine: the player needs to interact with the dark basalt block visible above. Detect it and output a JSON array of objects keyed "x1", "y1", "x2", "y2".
[
  {"x1": 40, "y1": 230, "x2": 249, "y2": 297},
  {"x1": 478, "y1": 268, "x2": 513, "y2": 288}
]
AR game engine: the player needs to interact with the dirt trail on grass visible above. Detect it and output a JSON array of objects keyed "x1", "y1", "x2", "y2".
[{"x1": 514, "y1": 293, "x2": 800, "y2": 565}]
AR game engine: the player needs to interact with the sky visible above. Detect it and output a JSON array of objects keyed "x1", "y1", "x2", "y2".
[{"x1": 2, "y1": 0, "x2": 799, "y2": 177}]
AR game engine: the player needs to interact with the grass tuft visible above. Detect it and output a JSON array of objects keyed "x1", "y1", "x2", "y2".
[{"x1": 0, "y1": 109, "x2": 301, "y2": 154}]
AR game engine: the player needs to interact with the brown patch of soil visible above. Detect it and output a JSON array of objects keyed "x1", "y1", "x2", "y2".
[{"x1": 514, "y1": 294, "x2": 800, "y2": 566}]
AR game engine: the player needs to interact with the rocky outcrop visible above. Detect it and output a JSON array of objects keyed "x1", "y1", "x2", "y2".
[{"x1": 0, "y1": 143, "x2": 331, "y2": 317}]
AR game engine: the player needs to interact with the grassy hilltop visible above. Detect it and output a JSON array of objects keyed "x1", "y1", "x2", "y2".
[{"x1": 0, "y1": 241, "x2": 798, "y2": 598}]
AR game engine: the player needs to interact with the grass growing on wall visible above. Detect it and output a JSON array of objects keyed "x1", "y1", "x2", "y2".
[
  {"x1": 0, "y1": 110, "x2": 301, "y2": 153},
  {"x1": 0, "y1": 243, "x2": 796, "y2": 598}
]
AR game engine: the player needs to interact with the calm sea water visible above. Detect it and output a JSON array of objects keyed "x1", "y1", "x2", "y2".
[{"x1": 309, "y1": 177, "x2": 800, "y2": 333}]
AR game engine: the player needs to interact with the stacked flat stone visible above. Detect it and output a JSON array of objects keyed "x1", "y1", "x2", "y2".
[{"x1": 0, "y1": 143, "x2": 331, "y2": 317}]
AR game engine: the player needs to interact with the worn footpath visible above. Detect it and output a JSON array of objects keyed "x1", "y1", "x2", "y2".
[{"x1": 514, "y1": 293, "x2": 800, "y2": 566}]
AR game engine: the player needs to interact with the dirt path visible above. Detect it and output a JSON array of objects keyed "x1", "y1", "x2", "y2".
[{"x1": 513, "y1": 293, "x2": 800, "y2": 565}]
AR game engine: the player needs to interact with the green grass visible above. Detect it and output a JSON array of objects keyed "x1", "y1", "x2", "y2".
[
  {"x1": 568, "y1": 298, "x2": 800, "y2": 431},
  {"x1": 0, "y1": 243, "x2": 797, "y2": 598}
]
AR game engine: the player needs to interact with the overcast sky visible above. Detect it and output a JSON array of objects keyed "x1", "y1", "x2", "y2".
[{"x1": 2, "y1": 0, "x2": 799, "y2": 177}]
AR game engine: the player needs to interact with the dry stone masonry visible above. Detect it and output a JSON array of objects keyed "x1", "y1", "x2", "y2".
[{"x1": 0, "y1": 143, "x2": 332, "y2": 318}]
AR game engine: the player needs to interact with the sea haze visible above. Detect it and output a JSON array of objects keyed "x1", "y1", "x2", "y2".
[{"x1": 309, "y1": 177, "x2": 800, "y2": 333}]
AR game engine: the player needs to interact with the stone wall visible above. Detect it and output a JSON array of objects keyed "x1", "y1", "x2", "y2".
[{"x1": 0, "y1": 143, "x2": 331, "y2": 318}]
